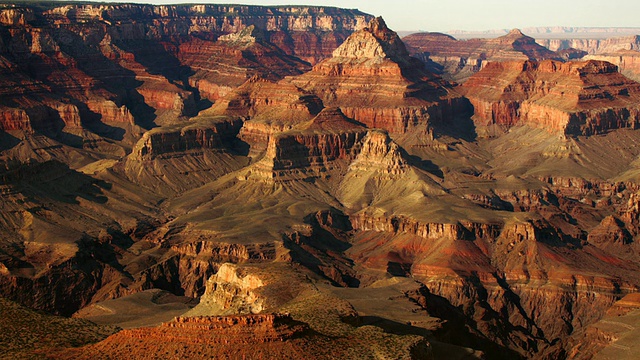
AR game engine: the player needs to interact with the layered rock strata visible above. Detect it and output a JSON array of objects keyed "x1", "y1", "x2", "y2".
[
  {"x1": 404, "y1": 29, "x2": 559, "y2": 82},
  {"x1": 462, "y1": 60, "x2": 640, "y2": 135},
  {"x1": 0, "y1": 2, "x2": 371, "y2": 153},
  {"x1": 250, "y1": 107, "x2": 367, "y2": 181},
  {"x1": 56, "y1": 314, "x2": 314, "y2": 359},
  {"x1": 290, "y1": 17, "x2": 468, "y2": 134},
  {"x1": 178, "y1": 25, "x2": 311, "y2": 101},
  {"x1": 39, "y1": 3, "x2": 372, "y2": 64},
  {"x1": 537, "y1": 35, "x2": 640, "y2": 54},
  {"x1": 5, "y1": 3, "x2": 640, "y2": 360},
  {"x1": 585, "y1": 50, "x2": 640, "y2": 83}
]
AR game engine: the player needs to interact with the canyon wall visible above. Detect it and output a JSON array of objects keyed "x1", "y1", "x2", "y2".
[
  {"x1": 462, "y1": 60, "x2": 640, "y2": 135},
  {"x1": 403, "y1": 29, "x2": 559, "y2": 82},
  {"x1": 536, "y1": 35, "x2": 640, "y2": 54},
  {"x1": 0, "y1": 2, "x2": 371, "y2": 153}
]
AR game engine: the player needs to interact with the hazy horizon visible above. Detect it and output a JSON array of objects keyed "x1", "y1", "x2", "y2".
[{"x1": 89, "y1": 0, "x2": 640, "y2": 32}]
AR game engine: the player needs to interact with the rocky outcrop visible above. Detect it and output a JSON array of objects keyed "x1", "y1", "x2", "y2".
[
  {"x1": 404, "y1": 29, "x2": 559, "y2": 82},
  {"x1": 350, "y1": 213, "x2": 501, "y2": 243},
  {"x1": 56, "y1": 313, "x2": 315, "y2": 359},
  {"x1": 290, "y1": 17, "x2": 467, "y2": 134},
  {"x1": 120, "y1": 117, "x2": 247, "y2": 196},
  {"x1": 206, "y1": 76, "x2": 324, "y2": 158},
  {"x1": 178, "y1": 25, "x2": 310, "y2": 101},
  {"x1": 130, "y1": 118, "x2": 242, "y2": 159},
  {"x1": 197, "y1": 263, "x2": 266, "y2": 315},
  {"x1": 250, "y1": 108, "x2": 367, "y2": 181},
  {"x1": 165, "y1": 314, "x2": 307, "y2": 341},
  {"x1": 86, "y1": 100, "x2": 135, "y2": 124},
  {"x1": 345, "y1": 130, "x2": 408, "y2": 176},
  {"x1": 0, "y1": 2, "x2": 371, "y2": 149},
  {"x1": 462, "y1": 60, "x2": 640, "y2": 135},
  {"x1": 41, "y1": 3, "x2": 371, "y2": 64},
  {"x1": 585, "y1": 50, "x2": 640, "y2": 83},
  {"x1": 588, "y1": 215, "x2": 633, "y2": 248},
  {"x1": 0, "y1": 6, "x2": 35, "y2": 26},
  {"x1": 0, "y1": 103, "x2": 83, "y2": 133},
  {"x1": 210, "y1": 75, "x2": 323, "y2": 124}
]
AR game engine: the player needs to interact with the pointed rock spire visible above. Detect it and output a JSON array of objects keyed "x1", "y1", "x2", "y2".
[
  {"x1": 304, "y1": 107, "x2": 364, "y2": 132},
  {"x1": 331, "y1": 17, "x2": 409, "y2": 63},
  {"x1": 507, "y1": 28, "x2": 525, "y2": 37}
]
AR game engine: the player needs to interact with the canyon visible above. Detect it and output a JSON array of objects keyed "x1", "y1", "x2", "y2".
[
  {"x1": 403, "y1": 30, "x2": 640, "y2": 84},
  {"x1": 403, "y1": 29, "x2": 559, "y2": 82},
  {"x1": 2, "y1": 2, "x2": 640, "y2": 360},
  {"x1": 461, "y1": 59, "x2": 640, "y2": 135}
]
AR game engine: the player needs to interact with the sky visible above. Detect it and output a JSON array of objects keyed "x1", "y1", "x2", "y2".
[{"x1": 102, "y1": 0, "x2": 640, "y2": 32}]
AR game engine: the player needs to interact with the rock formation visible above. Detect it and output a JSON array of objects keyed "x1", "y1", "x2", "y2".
[
  {"x1": 5, "y1": 3, "x2": 640, "y2": 360},
  {"x1": 290, "y1": 17, "x2": 468, "y2": 134},
  {"x1": 584, "y1": 50, "x2": 640, "y2": 82},
  {"x1": 403, "y1": 29, "x2": 559, "y2": 82},
  {"x1": 42, "y1": 3, "x2": 371, "y2": 64},
  {"x1": 249, "y1": 107, "x2": 367, "y2": 181},
  {"x1": 537, "y1": 35, "x2": 640, "y2": 54},
  {"x1": 0, "y1": 2, "x2": 370, "y2": 162},
  {"x1": 462, "y1": 59, "x2": 640, "y2": 135},
  {"x1": 55, "y1": 314, "x2": 318, "y2": 359},
  {"x1": 178, "y1": 25, "x2": 311, "y2": 101}
]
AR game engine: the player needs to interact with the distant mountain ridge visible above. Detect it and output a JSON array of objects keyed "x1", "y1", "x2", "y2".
[{"x1": 446, "y1": 27, "x2": 640, "y2": 39}]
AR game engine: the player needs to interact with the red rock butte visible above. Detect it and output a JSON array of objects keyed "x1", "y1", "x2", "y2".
[
  {"x1": 290, "y1": 17, "x2": 468, "y2": 134},
  {"x1": 462, "y1": 59, "x2": 640, "y2": 135},
  {"x1": 403, "y1": 28, "x2": 559, "y2": 82},
  {"x1": 54, "y1": 314, "x2": 314, "y2": 358}
]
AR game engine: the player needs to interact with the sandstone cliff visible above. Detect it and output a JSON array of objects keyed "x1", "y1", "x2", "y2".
[
  {"x1": 42, "y1": 3, "x2": 372, "y2": 64},
  {"x1": 178, "y1": 25, "x2": 311, "y2": 101},
  {"x1": 585, "y1": 50, "x2": 640, "y2": 83},
  {"x1": 462, "y1": 59, "x2": 640, "y2": 135},
  {"x1": 537, "y1": 35, "x2": 640, "y2": 54},
  {"x1": 0, "y1": 2, "x2": 370, "y2": 158},
  {"x1": 249, "y1": 107, "x2": 367, "y2": 182},
  {"x1": 404, "y1": 29, "x2": 559, "y2": 82},
  {"x1": 290, "y1": 17, "x2": 469, "y2": 134}
]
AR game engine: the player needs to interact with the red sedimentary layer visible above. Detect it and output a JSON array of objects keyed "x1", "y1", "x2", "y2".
[
  {"x1": 403, "y1": 29, "x2": 559, "y2": 81},
  {"x1": 462, "y1": 59, "x2": 640, "y2": 135},
  {"x1": 53, "y1": 314, "x2": 313, "y2": 359},
  {"x1": 178, "y1": 26, "x2": 310, "y2": 101},
  {"x1": 585, "y1": 50, "x2": 640, "y2": 83},
  {"x1": 0, "y1": 3, "x2": 369, "y2": 137},
  {"x1": 290, "y1": 17, "x2": 467, "y2": 134}
]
